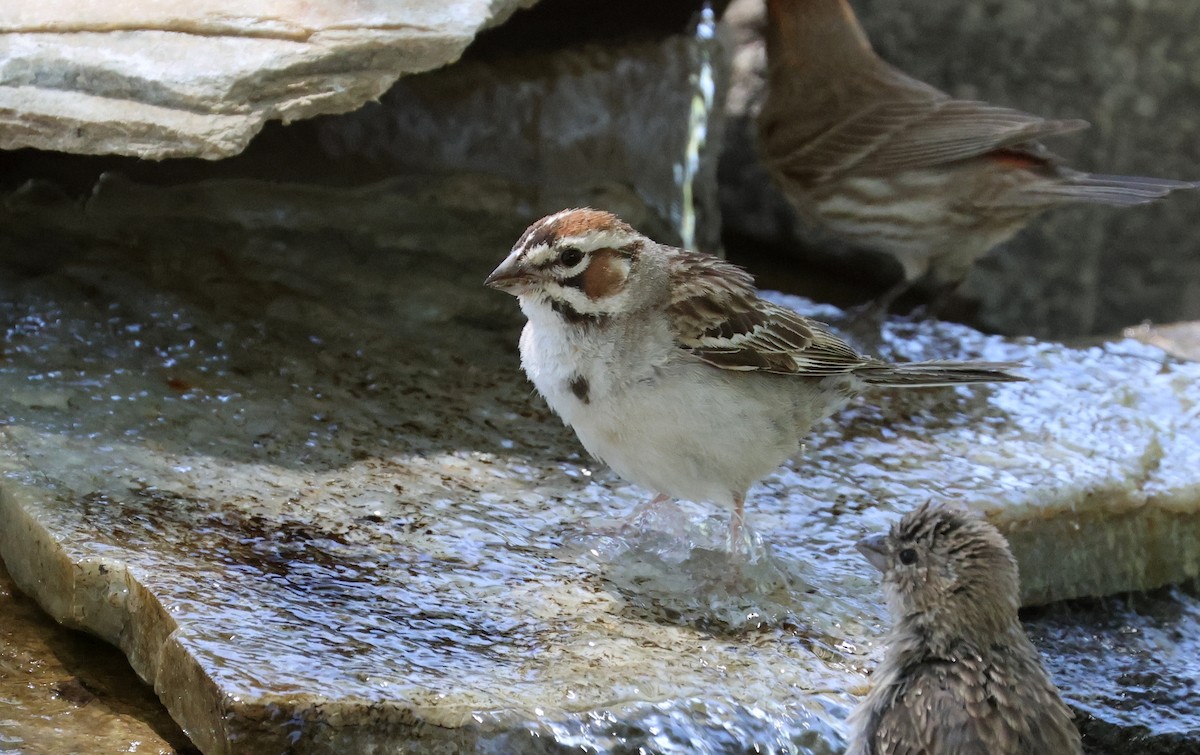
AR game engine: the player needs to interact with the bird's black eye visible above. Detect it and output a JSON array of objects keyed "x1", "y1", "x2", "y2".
[
  {"x1": 559, "y1": 247, "x2": 584, "y2": 267},
  {"x1": 898, "y1": 548, "x2": 918, "y2": 565}
]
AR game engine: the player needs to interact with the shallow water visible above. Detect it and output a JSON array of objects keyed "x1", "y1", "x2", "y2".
[
  {"x1": 0, "y1": 176, "x2": 1197, "y2": 753},
  {"x1": 1025, "y1": 582, "x2": 1200, "y2": 751}
]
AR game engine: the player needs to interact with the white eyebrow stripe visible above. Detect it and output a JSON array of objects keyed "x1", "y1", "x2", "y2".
[{"x1": 522, "y1": 244, "x2": 556, "y2": 267}]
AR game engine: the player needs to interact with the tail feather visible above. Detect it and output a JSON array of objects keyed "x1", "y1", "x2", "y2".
[
  {"x1": 1033, "y1": 173, "x2": 1197, "y2": 207},
  {"x1": 856, "y1": 360, "x2": 1026, "y2": 388}
]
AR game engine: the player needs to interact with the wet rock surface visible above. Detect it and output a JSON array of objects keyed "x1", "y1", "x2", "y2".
[
  {"x1": 718, "y1": 0, "x2": 1200, "y2": 338},
  {"x1": 0, "y1": 556, "x2": 198, "y2": 753},
  {"x1": 0, "y1": 177, "x2": 1198, "y2": 752},
  {"x1": 1024, "y1": 582, "x2": 1200, "y2": 755},
  {"x1": 0, "y1": 0, "x2": 536, "y2": 159}
]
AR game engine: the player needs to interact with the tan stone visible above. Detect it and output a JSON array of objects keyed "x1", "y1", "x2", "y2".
[
  {"x1": 0, "y1": 558, "x2": 195, "y2": 753},
  {"x1": 0, "y1": 1, "x2": 535, "y2": 159}
]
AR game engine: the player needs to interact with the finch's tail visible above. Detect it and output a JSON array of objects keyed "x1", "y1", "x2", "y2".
[
  {"x1": 1031, "y1": 172, "x2": 1197, "y2": 207},
  {"x1": 855, "y1": 360, "x2": 1026, "y2": 388}
]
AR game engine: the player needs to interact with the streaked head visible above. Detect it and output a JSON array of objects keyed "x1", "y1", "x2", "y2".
[
  {"x1": 485, "y1": 209, "x2": 648, "y2": 320},
  {"x1": 856, "y1": 501, "x2": 1020, "y2": 640}
]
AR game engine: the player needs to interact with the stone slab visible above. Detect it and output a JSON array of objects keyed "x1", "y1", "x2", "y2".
[
  {"x1": 0, "y1": 556, "x2": 198, "y2": 754},
  {"x1": 0, "y1": 177, "x2": 1198, "y2": 752},
  {"x1": 0, "y1": 1, "x2": 535, "y2": 159},
  {"x1": 1024, "y1": 582, "x2": 1200, "y2": 754}
]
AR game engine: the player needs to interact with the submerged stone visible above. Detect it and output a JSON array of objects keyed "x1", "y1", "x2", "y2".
[
  {"x1": 1024, "y1": 582, "x2": 1200, "y2": 754},
  {"x1": 0, "y1": 177, "x2": 1197, "y2": 752}
]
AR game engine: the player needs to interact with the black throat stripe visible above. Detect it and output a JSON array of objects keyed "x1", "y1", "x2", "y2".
[{"x1": 550, "y1": 297, "x2": 609, "y2": 326}]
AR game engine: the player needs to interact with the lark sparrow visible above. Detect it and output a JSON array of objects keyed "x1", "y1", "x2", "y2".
[
  {"x1": 485, "y1": 208, "x2": 1022, "y2": 546},
  {"x1": 850, "y1": 502, "x2": 1081, "y2": 754},
  {"x1": 758, "y1": 0, "x2": 1195, "y2": 317}
]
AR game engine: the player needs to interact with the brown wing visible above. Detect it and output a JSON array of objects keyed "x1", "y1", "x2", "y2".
[
  {"x1": 865, "y1": 658, "x2": 1081, "y2": 755},
  {"x1": 866, "y1": 663, "x2": 998, "y2": 755},
  {"x1": 665, "y1": 251, "x2": 868, "y2": 375},
  {"x1": 767, "y1": 94, "x2": 1088, "y2": 185},
  {"x1": 758, "y1": 0, "x2": 1088, "y2": 184}
]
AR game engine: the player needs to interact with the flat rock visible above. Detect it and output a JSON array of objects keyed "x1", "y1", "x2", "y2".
[
  {"x1": 0, "y1": 0, "x2": 535, "y2": 159},
  {"x1": 0, "y1": 557, "x2": 197, "y2": 753},
  {"x1": 1, "y1": 176, "x2": 1198, "y2": 752}
]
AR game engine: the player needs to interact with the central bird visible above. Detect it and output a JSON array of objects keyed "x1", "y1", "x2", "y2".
[{"x1": 486, "y1": 209, "x2": 1022, "y2": 547}]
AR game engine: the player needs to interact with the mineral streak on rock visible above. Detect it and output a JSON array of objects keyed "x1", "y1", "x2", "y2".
[{"x1": 0, "y1": 177, "x2": 1198, "y2": 752}]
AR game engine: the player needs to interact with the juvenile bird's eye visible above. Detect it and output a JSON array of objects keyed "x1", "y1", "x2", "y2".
[
  {"x1": 559, "y1": 247, "x2": 584, "y2": 267},
  {"x1": 898, "y1": 548, "x2": 918, "y2": 565}
]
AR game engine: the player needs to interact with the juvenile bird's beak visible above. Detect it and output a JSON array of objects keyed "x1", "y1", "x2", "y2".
[
  {"x1": 856, "y1": 534, "x2": 889, "y2": 573},
  {"x1": 485, "y1": 259, "x2": 533, "y2": 295}
]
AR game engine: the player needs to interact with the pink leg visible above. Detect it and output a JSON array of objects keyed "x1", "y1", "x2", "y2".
[
  {"x1": 729, "y1": 492, "x2": 746, "y2": 555},
  {"x1": 649, "y1": 493, "x2": 670, "y2": 506}
]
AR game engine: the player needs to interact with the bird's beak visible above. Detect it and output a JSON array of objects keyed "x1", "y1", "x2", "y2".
[
  {"x1": 484, "y1": 258, "x2": 533, "y2": 295},
  {"x1": 856, "y1": 534, "x2": 889, "y2": 573}
]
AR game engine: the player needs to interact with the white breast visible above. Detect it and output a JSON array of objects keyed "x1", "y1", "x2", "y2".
[{"x1": 516, "y1": 297, "x2": 850, "y2": 508}]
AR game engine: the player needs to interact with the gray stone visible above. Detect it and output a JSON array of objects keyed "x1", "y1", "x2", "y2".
[
  {"x1": 719, "y1": 0, "x2": 1200, "y2": 338},
  {"x1": 1, "y1": 176, "x2": 1199, "y2": 752},
  {"x1": 313, "y1": 13, "x2": 727, "y2": 252},
  {"x1": 0, "y1": 0, "x2": 536, "y2": 160}
]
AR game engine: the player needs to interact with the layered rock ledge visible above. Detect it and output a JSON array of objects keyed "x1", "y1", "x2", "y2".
[
  {"x1": 1, "y1": 177, "x2": 1198, "y2": 752},
  {"x1": 0, "y1": 0, "x2": 534, "y2": 159}
]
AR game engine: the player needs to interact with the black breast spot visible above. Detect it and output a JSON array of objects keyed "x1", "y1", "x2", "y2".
[{"x1": 568, "y1": 375, "x2": 590, "y2": 404}]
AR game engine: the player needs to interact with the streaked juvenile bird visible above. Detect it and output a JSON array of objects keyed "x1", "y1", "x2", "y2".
[
  {"x1": 849, "y1": 502, "x2": 1082, "y2": 755},
  {"x1": 486, "y1": 209, "x2": 1024, "y2": 549},
  {"x1": 758, "y1": 0, "x2": 1196, "y2": 317}
]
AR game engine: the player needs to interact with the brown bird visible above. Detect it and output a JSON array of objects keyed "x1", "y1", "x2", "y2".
[
  {"x1": 486, "y1": 209, "x2": 1023, "y2": 549},
  {"x1": 757, "y1": 0, "x2": 1196, "y2": 319},
  {"x1": 849, "y1": 502, "x2": 1082, "y2": 755}
]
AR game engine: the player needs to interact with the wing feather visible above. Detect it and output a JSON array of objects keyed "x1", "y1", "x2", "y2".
[
  {"x1": 770, "y1": 95, "x2": 1088, "y2": 184},
  {"x1": 665, "y1": 251, "x2": 869, "y2": 375}
]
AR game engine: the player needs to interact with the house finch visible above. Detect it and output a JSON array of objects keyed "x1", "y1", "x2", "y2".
[
  {"x1": 757, "y1": 0, "x2": 1196, "y2": 318},
  {"x1": 848, "y1": 502, "x2": 1082, "y2": 755}
]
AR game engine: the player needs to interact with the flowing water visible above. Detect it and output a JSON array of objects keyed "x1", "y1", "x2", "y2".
[{"x1": 0, "y1": 115, "x2": 1198, "y2": 754}]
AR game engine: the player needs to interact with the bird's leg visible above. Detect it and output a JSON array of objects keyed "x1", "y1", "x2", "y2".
[
  {"x1": 621, "y1": 492, "x2": 678, "y2": 532},
  {"x1": 926, "y1": 279, "x2": 974, "y2": 323},
  {"x1": 728, "y1": 492, "x2": 746, "y2": 556},
  {"x1": 848, "y1": 276, "x2": 912, "y2": 330},
  {"x1": 632, "y1": 492, "x2": 671, "y2": 517}
]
